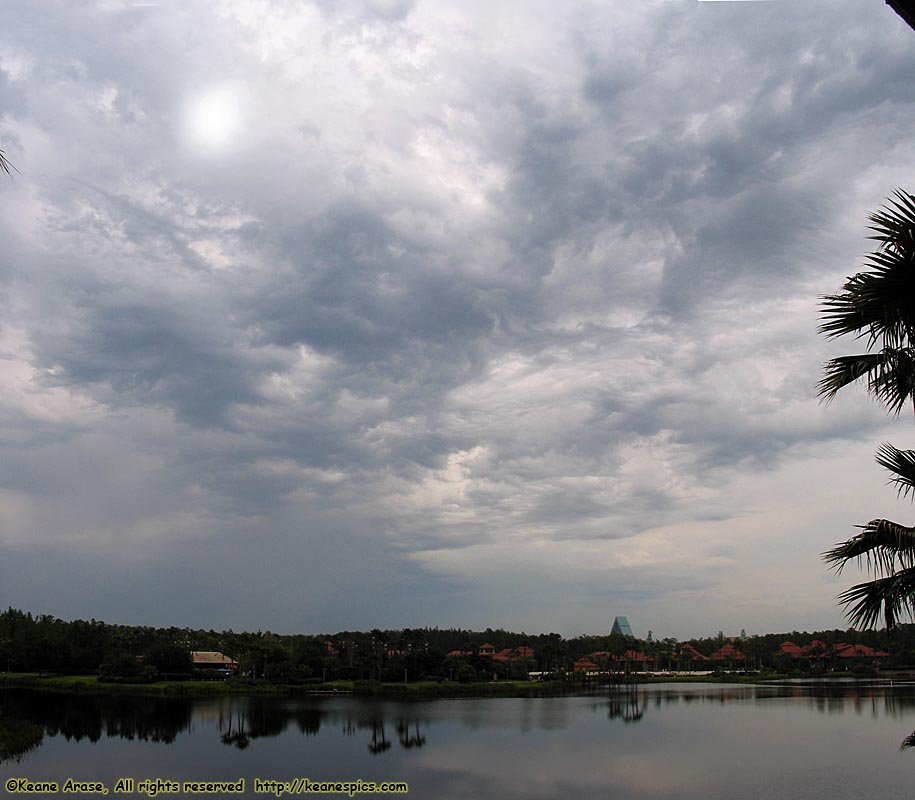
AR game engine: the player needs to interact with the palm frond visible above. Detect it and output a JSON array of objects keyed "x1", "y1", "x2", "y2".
[
  {"x1": 823, "y1": 518, "x2": 915, "y2": 577},
  {"x1": 835, "y1": 565, "x2": 915, "y2": 629},
  {"x1": 820, "y1": 190, "x2": 915, "y2": 347},
  {"x1": 0, "y1": 149, "x2": 19, "y2": 177},
  {"x1": 875, "y1": 443, "x2": 915, "y2": 499},
  {"x1": 868, "y1": 189, "x2": 915, "y2": 252},
  {"x1": 818, "y1": 353, "x2": 886, "y2": 400},
  {"x1": 818, "y1": 349, "x2": 915, "y2": 413},
  {"x1": 820, "y1": 265, "x2": 915, "y2": 346}
]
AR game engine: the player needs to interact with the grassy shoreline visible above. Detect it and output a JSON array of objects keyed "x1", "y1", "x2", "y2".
[
  {"x1": 0, "y1": 671, "x2": 850, "y2": 699},
  {"x1": 5, "y1": 669, "x2": 908, "y2": 699},
  {"x1": 0, "y1": 673, "x2": 565, "y2": 697}
]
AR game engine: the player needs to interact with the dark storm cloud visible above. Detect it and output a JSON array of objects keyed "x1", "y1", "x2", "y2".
[
  {"x1": 32, "y1": 293, "x2": 281, "y2": 427},
  {"x1": 251, "y1": 203, "x2": 497, "y2": 384},
  {"x1": 571, "y1": 0, "x2": 915, "y2": 320}
]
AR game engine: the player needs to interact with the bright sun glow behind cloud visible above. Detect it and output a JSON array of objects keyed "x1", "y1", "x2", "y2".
[{"x1": 183, "y1": 87, "x2": 242, "y2": 153}]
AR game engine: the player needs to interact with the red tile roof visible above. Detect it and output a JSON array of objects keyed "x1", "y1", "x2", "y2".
[
  {"x1": 680, "y1": 644, "x2": 709, "y2": 661},
  {"x1": 621, "y1": 650, "x2": 652, "y2": 662},
  {"x1": 712, "y1": 643, "x2": 744, "y2": 660},
  {"x1": 491, "y1": 646, "x2": 536, "y2": 662},
  {"x1": 778, "y1": 640, "x2": 890, "y2": 660},
  {"x1": 833, "y1": 644, "x2": 889, "y2": 658}
]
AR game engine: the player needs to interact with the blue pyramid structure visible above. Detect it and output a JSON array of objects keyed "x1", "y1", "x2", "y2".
[{"x1": 611, "y1": 616, "x2": 633, "y2": 637}]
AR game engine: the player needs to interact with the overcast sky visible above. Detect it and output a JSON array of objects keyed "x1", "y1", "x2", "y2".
[{"x1": 1, "y1": 0, "x2": 914, "y2": 640}]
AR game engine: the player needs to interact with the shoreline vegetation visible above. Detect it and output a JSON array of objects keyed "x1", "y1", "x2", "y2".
[
  {"x1": 3, "y1": 608, "x2": 913, "y2": 696},
  {"x1": 0, "y1": 670, "x2": 903, "y2": 699}
]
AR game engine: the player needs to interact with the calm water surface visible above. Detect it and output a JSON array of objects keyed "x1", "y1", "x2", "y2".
[{"x1": 2, "y1": 682, "x2": 915, "y2": 798}]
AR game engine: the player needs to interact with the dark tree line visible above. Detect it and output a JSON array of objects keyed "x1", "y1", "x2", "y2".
[{"x1": 2, "y1": 608, "x2": 913, "y2": 682}]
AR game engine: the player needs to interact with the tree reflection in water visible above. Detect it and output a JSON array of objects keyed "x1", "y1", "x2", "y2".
[
  {"x1": 217, "y1": 700, "x2": 319, "y2": 748},
  {"x1": 598, "y1": 681, "x2": 915, "y2": 735},
  {"x1": 219, "y1": 709, "x2": 250, "y2": 750},
  {"x1": 396, "y1": 719, "x2": 426, "y2": 749},
  {"x1": 11, "y1": 682, "x2": 915, "y2": 760},
  {"x1": 295, "y1": 707, "x2": 323, "y2": 737},
  {"x1": 339, "y1": 714, "x2": 427, "y2": 754},
  {"x1": 368, "y1": 720, "x2": 391, "y2": 755},
  {"x1": 0, "y1": 690, "x2": 193, "y2": 747},
  {"x1": 607, "y1": 686, "x2": 644, "y2": 723},
  {"x1": 0, "y1": 715, "x2": 44, "y2": 763}
]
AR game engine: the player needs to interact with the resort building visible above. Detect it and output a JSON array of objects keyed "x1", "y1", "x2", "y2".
[
  {"x1": 710, "y1": 643, "x2": 744, "y2": 662},
  {"x1": 446, "y1": 644, "x2": 536, "y2": 664},
  {"x1": 777, "y1": 640, "x2": 890, "y2": 668},
  {"x1": 679, "y1": 643, "x2": 709, "y2": 663},
  {"x1": 492, "y1": 646, "x2": 535, "y2": 663},
  {"x1": 190, "y1": 651, "x2": 238, "y2": 670}
]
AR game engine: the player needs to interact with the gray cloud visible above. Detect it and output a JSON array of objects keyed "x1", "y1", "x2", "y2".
[{"x1": 0, "y1": 0, "x2": 912, "y2": 637}]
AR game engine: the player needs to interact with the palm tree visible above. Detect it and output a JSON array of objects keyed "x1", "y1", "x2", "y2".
[
  {"x1": 819, "y1": 190, "x2": 915, "y2": 416},
  {"x1": 820, "y1": 190, "x2": 915, "y2": 629},
  {"x1": 822, "y1": 449, "x2": 915, "y2": 629}
]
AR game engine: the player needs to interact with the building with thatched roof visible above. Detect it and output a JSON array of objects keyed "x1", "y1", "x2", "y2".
[{"x1": 190, "y1": 651, "x2": 238, "y2": 669}]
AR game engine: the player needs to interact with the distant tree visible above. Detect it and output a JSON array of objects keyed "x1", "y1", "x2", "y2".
[
  {"x1": 99, "y1": 653, "x2": 157, "y2": 683},
  {"x1": 292, "y1": 638, "x2": 326, "y2": 675},
  {"x1": 143, "y1": 643, "x2": 192, "y2": 676},
  {"x1": 29, "y1": 637, "x2": 64, "y2": 677},
  {"x1": 536, "y1": 633, "x2": 565, "y2": 673},
  {"x1": 509, "y1": 658, "x2": 535, "y2": 681}
]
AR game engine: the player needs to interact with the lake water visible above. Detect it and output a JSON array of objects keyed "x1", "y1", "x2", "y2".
[{"x1": 2, "y1": 681, "x2": 915, "y2": 798}]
